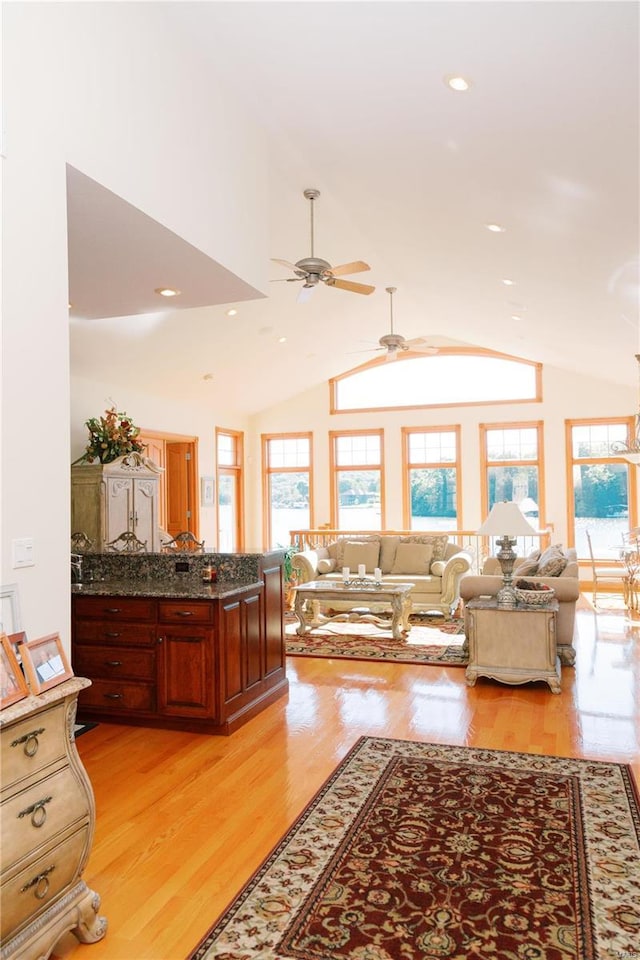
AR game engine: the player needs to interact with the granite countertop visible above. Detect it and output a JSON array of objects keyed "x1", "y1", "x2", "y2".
[{"x1": 71, "y1": 578, "x2": 264, "y2": 600}]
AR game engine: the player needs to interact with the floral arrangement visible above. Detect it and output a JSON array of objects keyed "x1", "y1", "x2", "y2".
[{"x1": 77, "y1": 405, "x2": 145, "y2": 464}]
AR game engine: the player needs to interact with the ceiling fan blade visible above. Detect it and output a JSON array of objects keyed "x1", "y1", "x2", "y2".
[
  {"x1": 326, "y1": 278, "x2": 375, "y2": 295},
  {"x1": 297, "y1": 284, "x2": 316, "y2": 304},
  {"x1": 403, "y1": 337, "x2": 439, "y2": 355},
  {"x1": 327, "y1": 260, "x2": 371, "y2": 277},
  {"x1": 269, "y1": 277, "x2": 304, "y2": 283},
  {"x1": 271, "y1": 258, "x2": 299, "y2": 271}
]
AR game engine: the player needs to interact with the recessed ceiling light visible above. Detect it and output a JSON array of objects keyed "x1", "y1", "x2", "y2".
[
  {"x1": 202, "y1": 373, "x2": 214, "y2": 381},
  {"x1": 154, "y1": 287, "x2": 181, "y2": 297},
  {"x1": 226, "y1": 308, "x2": 237, "y2": 317},
  {"x1": 502, "y1": 279, "x2": 515, "y2": 286},
  {"x1": 486, "y1": 223, "x2": 505, "y2": 233},
  {"x1": 278, "y1": 336, "x2": 287, "y2": 343},
  {"x1": 511, "y1": 315, "x2": 522, "y2": 322},
  {"x1": 445, "y1": 75, "x2": 472, "y2": 92}
]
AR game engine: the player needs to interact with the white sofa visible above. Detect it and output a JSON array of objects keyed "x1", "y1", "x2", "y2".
[{"x1": 291, "y1": 533, "x2": 473, "y2": 617}]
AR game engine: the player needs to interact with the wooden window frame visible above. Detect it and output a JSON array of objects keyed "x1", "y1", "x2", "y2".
[
  {"x1": 564, "y1": 416, "x2": 637, "y2": 556},
  {"x1": 215, "y1": 427, "x2": 245, "y2": 552},
  {"x1": 329, "y1": 428, "x2": 386, "y2": 529},
  {"x1": 480, "y1": 420, "x2": 546, "y2": 528},
  {"x1": 261, "y1": 432, "x2": 314, "y2": 549},
  {"x1": 401, "y1": 425, "x2": 462, "y2": 529}
]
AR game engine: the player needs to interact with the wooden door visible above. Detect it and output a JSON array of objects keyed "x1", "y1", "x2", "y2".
[
  {"x1": 165, "y1": 442, "x2": 195, "y2": 537},
  {"x1": 139, "y1": 433, "x2": 166, "y2": 529}
]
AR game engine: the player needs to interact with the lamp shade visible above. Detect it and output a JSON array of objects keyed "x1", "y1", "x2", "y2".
[{"x1": 477, "y1": 501, "x2": 538, "y2": 537}]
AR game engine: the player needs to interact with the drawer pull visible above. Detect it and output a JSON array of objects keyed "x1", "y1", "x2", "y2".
[
  {"x1": 175, "y1": 610, "x2": 194, "y2": 617},
  {"x1": 18, "y1": 796, "x2": 53, "y2": 828},
  {"x1": 104, "y1": 692, "x2": 123, "y2": 700},
  {"x1": 104, "y1": 607, "x2": 121, "y2": 614},
  {"x1": 106, "y1": 660, "x2": 123, "y2": 667},
  {"x1": 21, "y1": 865, "x2": 56, "y2": 899},
  {"x1": 11, "y1": 728, "x2": 45, "y2": 757},
  {"x1": 104, "y1": 632, "x2": 121, "y2": 638}
]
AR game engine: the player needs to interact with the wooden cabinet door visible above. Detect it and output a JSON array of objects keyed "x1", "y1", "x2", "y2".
[
  {"x1": 132, "y1": 477, "x2": 159, "y2": 550},
  {"x1": 105, "y1": 478, "x2": 133, "y2": 540},
  {"x1": 157, "y1": 626, "x2": 216, "y2": 719}
]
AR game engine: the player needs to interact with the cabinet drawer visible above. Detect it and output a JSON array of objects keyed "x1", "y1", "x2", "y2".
[
  {"x1": 74, "y1": 645, "x2": 155, "y2": 681},
  {"x1": 79, "y1": 679, "x2": 154, "y2": 713},
  {"x1": 158, "y1": 601, "x2": 213, "y2": 624},
  {"x1": 2, "y1": 766, "x2": 89, "y2": 870},
  {"x1": 74, "y1": 620, "x2": 156, "y2": 647},
  {"x1": 1, "y1": 704, "x2": 67, "y2": 793},
  {"x1": 1, "y1": 824, "x2": 91, "y2": 941},
  {"x1": 73, "y1": 597, "x2": 155, "y2": 622}
]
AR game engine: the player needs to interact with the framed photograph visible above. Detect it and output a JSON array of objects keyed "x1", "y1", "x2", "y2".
[
  {"x1": 0, "y1": 583, "x2": 22, "y2": 635},
  {"x1": 201, "y1": 476, "x2": 215, "y2": 507},
  {"x1": 20, "y1": 633, "x2": 74, "y2": 695},
  {"x1": 1, "y1": 633, "x2": 29, "y2": 709}
]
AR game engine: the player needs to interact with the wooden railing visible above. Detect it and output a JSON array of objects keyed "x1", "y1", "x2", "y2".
[{"x1": 289, "y1": 528, "x2": 552, "y2": 575}]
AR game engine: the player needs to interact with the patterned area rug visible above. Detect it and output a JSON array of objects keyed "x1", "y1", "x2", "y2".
[
  {"x1": 285, "y1": 616, "x2": 467, "y2": 665},
  {"x1": 187, "y1": 737, "x2": 640, "y2": 960}
]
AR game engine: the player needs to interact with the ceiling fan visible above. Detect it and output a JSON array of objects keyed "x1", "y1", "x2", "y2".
[
  {"x1": 368, "y1": 287, "x2": 439, "y2": 361},
  {"x1": 271, "y1": 188, "x2": 375, "y2": 303}
]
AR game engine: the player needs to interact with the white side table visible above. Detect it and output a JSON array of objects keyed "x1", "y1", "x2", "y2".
[{"x1": 465, "y1": 597, "x2": 561, "y2": 694}]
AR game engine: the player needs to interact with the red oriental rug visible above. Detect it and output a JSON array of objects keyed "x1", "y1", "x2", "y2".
[
  {"x1": 285, "y1": 616, "x2": 467, "y2": 666},
  {"x1": 187, "y1": 737, "x2": 640, "y2": 960}
]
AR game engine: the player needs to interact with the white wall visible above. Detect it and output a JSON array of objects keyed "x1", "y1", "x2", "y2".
[{"x1": 2, "y1": 4, "x2": 267, "y2": 649}]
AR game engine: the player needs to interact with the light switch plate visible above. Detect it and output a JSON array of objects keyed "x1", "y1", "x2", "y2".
[{"x1": 12, "y1": 538, "x2": 35, "y2": 568}]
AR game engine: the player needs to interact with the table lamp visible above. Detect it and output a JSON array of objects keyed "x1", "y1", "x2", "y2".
[{"x1": 477, "y1": 501, "x2": 538, "y2": 608}]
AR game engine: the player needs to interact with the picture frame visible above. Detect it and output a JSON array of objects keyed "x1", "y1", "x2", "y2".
[
  {"x1": 0, "y1": 583, "x2": 22, "y2": 635},
  {"x1": 201, "y1": 475, "x2": 215, "y2": 507},
  {"x1": 20, "y1": 633, "x2": 74, "y2": 695},
  {"x1": 1, "y1": 632, "x2": 29, "y2": 709}
]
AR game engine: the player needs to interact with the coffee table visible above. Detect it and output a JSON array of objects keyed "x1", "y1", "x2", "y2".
[{"x1": 292, "y1": 580, "x2": 414, "y2": 641}]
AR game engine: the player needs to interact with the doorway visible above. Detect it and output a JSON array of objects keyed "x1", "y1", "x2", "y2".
[{"x1": 138, "y1": 430, "x2": 199, "y2": 538}]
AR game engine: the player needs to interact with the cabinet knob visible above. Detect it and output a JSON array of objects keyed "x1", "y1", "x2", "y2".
[
  {"x1": 157, "y1": 636, "x2": 164, "y2": 644},
  {"x1": 105, "y1": 660, "x2": 123, "y2": 667}
]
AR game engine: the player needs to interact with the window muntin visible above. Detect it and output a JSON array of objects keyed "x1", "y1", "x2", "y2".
[
  {"x1": 567, "y1": 418, "x2": 635, "y2": 560},
  {"x1": 331, "y1": 351, "x2": 540, "y2": 412},
  {"x1": 330, "y1": 430, "x2": 384, "y2": 530},
  {"x1": 263, "y1": 433, "x2": 313, "y2": 548},
  {"x1": 403, "y1": 427, "x2": 460, "y2": 529}
]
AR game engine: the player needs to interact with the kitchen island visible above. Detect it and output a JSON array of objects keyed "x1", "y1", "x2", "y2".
[{"x1": 71, "y1": 551, "x2": 288, "y2": 735}]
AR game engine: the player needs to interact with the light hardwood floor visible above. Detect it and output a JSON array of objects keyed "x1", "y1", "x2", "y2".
[{"x1": 55, "y1": 595, "x2": 639, "y2": 960}]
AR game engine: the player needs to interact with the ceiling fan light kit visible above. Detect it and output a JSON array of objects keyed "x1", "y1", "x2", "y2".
[{"x1": 271, "y1": 188, "x2": 375, "y2": 302}]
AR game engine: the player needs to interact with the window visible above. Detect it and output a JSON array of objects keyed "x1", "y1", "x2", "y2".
[
  {"x1": 480, "y1": 422, "x2": 545, "y2": 552},
  {"x1": 566, "y1": 418, "x2": 636, "y2": 560},
  {"x1": 262, "y1": 433, "x2": 313, "y2": 549},
  {"x1": 216, "y1": 428, "x2": 244, "y2": 552},
  {"x1": 330, "y1": 350, "x2": 541, "y2": 412},
  {"x1": 330, "y1": 430, "x2": 384, "y2": 529},
  {"x1": 402, "y1": 426, "x2": 461, "y2": 530}
]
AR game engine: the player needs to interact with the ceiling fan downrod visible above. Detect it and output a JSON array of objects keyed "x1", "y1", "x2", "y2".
[{"x1": 304, "y1": 188, "x2": 320, "y2": 259}]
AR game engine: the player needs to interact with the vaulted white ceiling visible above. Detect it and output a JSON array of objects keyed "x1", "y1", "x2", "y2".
[{"x1": 68, "y1": 1, "x2": 639, "y2": 414}]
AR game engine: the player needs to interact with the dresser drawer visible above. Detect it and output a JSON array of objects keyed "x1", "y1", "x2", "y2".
[
  {"x1": 1, "y1": 824, "x2": 91, "y2": 941},
  {"x1": 1, "y1": 766, "x2": 89, "y2": 870},
  {"x1": 158, "y1": 601, "x2": 213, "y2": 624},
  {"x1": 73, "y1": 597, "x2": 155, "y2": 622},
  {"x1": 79, "y1": 679, "x2": 154, "y2": 713},
  {"x1": 74, "y1": 645, "x2": 155, "y2": 680},
  {"x1": 74, "y1": 620, "x2": 156, "y2": 647},
  {"x1": 1, "y1": 703, "x2": 67, "y2": 792}
]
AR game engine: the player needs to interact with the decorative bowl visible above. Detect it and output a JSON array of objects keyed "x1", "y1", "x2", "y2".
[{"x1": 515, "y1": 579, "x2": 555, "y2": 606}]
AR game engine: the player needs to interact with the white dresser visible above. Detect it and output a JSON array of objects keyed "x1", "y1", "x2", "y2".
[{"x1": 1, "y1": 678, "x2": 106, "y2": 960}]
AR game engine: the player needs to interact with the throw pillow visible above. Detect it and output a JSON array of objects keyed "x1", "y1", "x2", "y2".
[
  {"x1": 342, "y1": 540, "x2": 381, "y2": 573},
  {"x1": 537, "y1": 544, "x2": 568, "y2": 577},
  {"x1": 513, "y1": 557, "x2": 539, "y2": 576},
  {"x1": 391, "y1": 542, "x2": 434, "y2": 575},
  {"x1": 400, "y1": 534, "x2": 449, "y2": 561},
  {"x1": 333, "y1": 536, "x2": 380, "y2": 568},
  {"x1": 379, "y1": 536, "x2": 400, "y2": 573},
  {"x1": 317, "y1": 558, "x2": 337, "y2": 574},
  {"x1": 430, "y1": 559, "x2": 447, "y2": 576}
]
